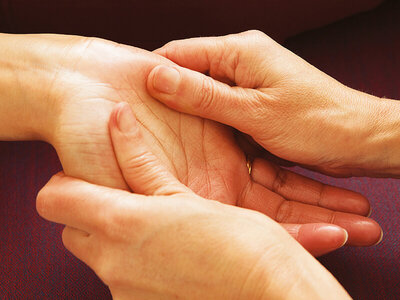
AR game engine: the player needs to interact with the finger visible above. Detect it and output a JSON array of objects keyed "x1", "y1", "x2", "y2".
[
  {"x1": 240, "y1": 182, "x2": 382, "y2": 246},
  {"x1": 146, "y1": 64, "x2": 265, "y2": 137},
  {"x1": 109, "y1": 102, "x2": 190, "y2": 196},
  {"x1": 154, "y1": 36, "x2": 227, "y2": 75},
  {"x1": 154, "y1": 31, "x2": 273, "y2": 84},
  {"x1": 281, "y1": 223, "x2": 348, "y2": 257},
  {"x1": 251, "y1": 158, "x2": 371, "y2": 216},
  {"x1": 36, "y1": 172, "x2": 142, "y2": 232},
  {"x1": 62, "y1": 226, "x2": 97, "y2": 268}
]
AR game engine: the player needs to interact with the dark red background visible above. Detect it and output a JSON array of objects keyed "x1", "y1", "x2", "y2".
[{"x1": 0, "y1": 0, "x2": 399, "y2": 298}]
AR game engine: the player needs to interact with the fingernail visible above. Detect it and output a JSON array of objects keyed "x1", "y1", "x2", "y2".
[
  {"x1": 116, "y1": 103, "x2": 137, "y2": 133},
  {"x1": 341, "y1": 230, "x2": 349, "y2": 247},
  {"x1": 316, "y1": 225, "x2": 348, "y2": 247},
  {"x1": 367, "y1": 207, "x2": 372, "y2": 217},
  {"x1": 152, "y1": 66, "x2": 181, "y2": 94},
  {"x1": 373, "y1": 230, "x2": 384, "y2": 246}
]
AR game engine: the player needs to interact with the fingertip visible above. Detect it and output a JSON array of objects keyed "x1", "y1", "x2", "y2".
[
  {"x1": 319, "y1": 185, "x2": 371, "y2": 216},
  {"x1": 36, "y1": 186, "x2": 48, "y2": 218},
  {"x1": 298, "y1": 224, "x2": 348, "y2": 257},
  {"x1": 109, "y1": 102, "x2": 125, "y2": 130},
  {"x1": 341, "y1": 190, "x2": 371, "y2": 217},
  {"x1": 36, "y1": 171, "x2": 68, "y2": 219},
  {"x1": 110, "y1": 102, "x2": 139, "y2": 137},
  {"x1": 336, "y1": 216, "x2": 383, "y2": 247},
  {"x1": 362, "y1": 218, "x2": 383, "y2": 246}
]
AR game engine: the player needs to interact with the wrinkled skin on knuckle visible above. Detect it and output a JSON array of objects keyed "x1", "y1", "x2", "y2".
[
  {"x1": 194, "y1": 76, "x2": 216, "y2": 113},
  {"x1": 237, "y1": 90, "x2": 273, "y2": 137},
  {"x1": 121, "y1": 151, "x2": 168, "y2": 190}
]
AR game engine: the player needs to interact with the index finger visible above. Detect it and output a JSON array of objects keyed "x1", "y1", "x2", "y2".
[{"x1": 36, "y1": 172, "x2": 144, "y2": 233}]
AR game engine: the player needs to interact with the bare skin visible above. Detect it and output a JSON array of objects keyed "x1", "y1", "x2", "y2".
[
  {"x1": 147, "y1": 30, "x2": 400, "y2": 178},
  {"x1": 0, "y1": 33, "x2": 381, "y2": 252},
  {"x1": 36, "y1": 103, "x2": 351, "y2": 300}
]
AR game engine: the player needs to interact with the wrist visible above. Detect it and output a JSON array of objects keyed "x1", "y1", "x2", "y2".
[
  {"x1": 224, "y1": 213, "x2": 349, "y2": 300},
  {"x1": 0, "y1": 33, "x2": 73, "y2": 142},
  {"x1": 241, "y1": 241, "x2": 350, "y2": 300},
  {"x1": 343, "y1": 88, "x2": 400, "y2": 177},
  {"x1": 362, "y1": 96, "x2": 400, "y2": 177},
  {"x1": 321, "y1": 83, "x2": 400, "y2": 177}
]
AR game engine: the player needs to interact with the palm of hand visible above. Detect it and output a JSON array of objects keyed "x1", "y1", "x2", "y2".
[
  {"x1": 52, "y1": 38, "x2": 247, "y2": 205},
  {"x1": 50, "y1": 37, "x2": 378, "y2": 248}
]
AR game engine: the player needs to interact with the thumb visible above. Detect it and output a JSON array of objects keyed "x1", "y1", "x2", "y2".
[
  {"x1": 147, "y1": 65, "x2": 265, "y2": 135},
  {"x1": 109, "y1": 102, "x2": 189, "y2": 196}
]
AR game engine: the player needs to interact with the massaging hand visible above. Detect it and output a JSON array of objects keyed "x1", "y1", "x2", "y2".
[
  {"x1": 36, "y1": 103, "x2": 351, "y2": 300},
  {"x1": 2, "y1": 33, "x2": 381, "y2": 252},
  {"x1": 147, "y1": 30, "x2": 400, "y2": 178}
]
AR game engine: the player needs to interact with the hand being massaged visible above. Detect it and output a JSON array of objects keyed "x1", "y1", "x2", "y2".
[{"x1": 0, "y1": 33, "x2": 382, "y2": 254}]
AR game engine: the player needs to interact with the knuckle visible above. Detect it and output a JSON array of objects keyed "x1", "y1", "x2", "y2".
[
  {"x1": 243, "y1": 29, "x2": 265, "y2": 38},
  {"x1": 239, "y1": 30, "x2": 272, "y2": 48},
  {"x1": 271, "y1": 168, "x2": 289, "y2": 193},
  {"x1": 124, "y1": 150, "x2": 156, "y2": 169},
  {"x1": 275, "y1": 200, "x2": 292, "y2": 223},
  {"x1": 196, "y1": 76, "x2": 216, "y2": 112},
  {"x1": 122, "y1": 151, "x2": 158, "y2": 176}
]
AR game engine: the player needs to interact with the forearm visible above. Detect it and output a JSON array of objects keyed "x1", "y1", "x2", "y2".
[
  {"x1": 368, "y1": 97, "x2": 400, "y2": 176},
  {"x1": 345, "y1": 87, "x2": 400, "y2": 177},
  {"x1": 0, "y1": 33, "x2": 65, "y2": 142}
]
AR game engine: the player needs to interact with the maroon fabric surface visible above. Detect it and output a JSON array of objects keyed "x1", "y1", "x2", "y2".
[
  {"x1": 0, "y1": 142, "x2": 111, "y2": 299},
  {"x1": 0, "y1": 0, "x2": 399, "y2": 299}
]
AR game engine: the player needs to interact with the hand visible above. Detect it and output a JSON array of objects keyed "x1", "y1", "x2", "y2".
[
  {"x1": 4, "y1": 34, "x2": 381, "y2": 251},
  {"x1": 146, "y1": 30, "x2": 400, "y2": 177},
  {"x1": 36, "y1": 104, "x2": 351, "y2": 300}
]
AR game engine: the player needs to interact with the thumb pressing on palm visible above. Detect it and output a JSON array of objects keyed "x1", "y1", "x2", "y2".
[{"x1": 109, "y1": 102, "x2": 190, "y2": 196}]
